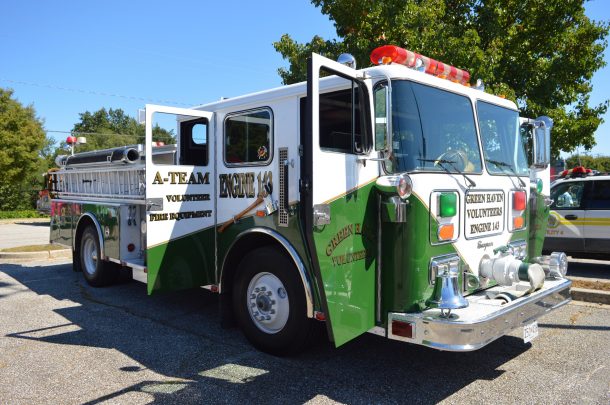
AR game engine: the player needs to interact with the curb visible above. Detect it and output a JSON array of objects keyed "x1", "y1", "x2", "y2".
[
  {"x1": 0, "y1": 249, "x2": 72, "y2": 260},
  {"x1": 0, "y1": 218, "x2": 50, "y2": 225},
  {"x1": 571, "y1": 287, "x2": 610, "y2": 305}
]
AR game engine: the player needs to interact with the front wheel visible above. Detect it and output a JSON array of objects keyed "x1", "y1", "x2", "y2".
[{"x1": 233, "y1": 246, "x2": 317, "y2": 356}]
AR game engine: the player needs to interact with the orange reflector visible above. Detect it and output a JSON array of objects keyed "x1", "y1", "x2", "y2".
[
  {"x1": 391, "y1": 320, "x2": 414, "y2": 339},
  {"x1": 513, "y1": 216, "x2": 524, "y2": 229},
  {"x1": 256, "y1": 210, "x2": 266, "y2": 217},
  {"x1": 438, "y1": 224, "x2": 455, "y2": 241}
]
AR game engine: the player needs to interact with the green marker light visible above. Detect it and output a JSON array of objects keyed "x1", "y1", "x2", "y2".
[{"x1": 439, "y1": 193, "x2": 457, "y2": 217}]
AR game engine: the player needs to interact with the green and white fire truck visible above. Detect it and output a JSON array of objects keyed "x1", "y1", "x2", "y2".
[{"x1": 49, "y1": 45, "x2": 571, "y2": 355}]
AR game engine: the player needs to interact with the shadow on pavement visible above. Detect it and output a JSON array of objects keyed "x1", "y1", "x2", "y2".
[
  {"x1": 14, "y1": 221, "x2": 51, "y2": 227},
  {"x1": 567, "y1": 259, "x2": 610, "y2": 280},
  {"x1": 1, "y1": 262, "x2": 532, "y2": 404}
]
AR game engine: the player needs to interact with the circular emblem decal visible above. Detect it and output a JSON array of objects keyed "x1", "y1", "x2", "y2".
[
  {"x1": 547, "y1": 212, "x2": 560, "y2": 229},
  {"x1": 257, "y1": 146, "x2": 268, "y2": 160}
]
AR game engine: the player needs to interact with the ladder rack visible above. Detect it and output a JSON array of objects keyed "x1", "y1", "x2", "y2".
[{"x1": 50, "y1": 165, "x2": 146, "y2": 202}]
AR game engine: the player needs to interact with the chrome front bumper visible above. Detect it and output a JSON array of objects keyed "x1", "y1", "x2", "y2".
[{"x1": 387, "y1": 278, "x2": 572, "y2": 351}]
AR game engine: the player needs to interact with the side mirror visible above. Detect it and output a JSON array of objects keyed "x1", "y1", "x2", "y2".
[{"x1": 533, "y1": 116, "x2": 552, "y2": 169}]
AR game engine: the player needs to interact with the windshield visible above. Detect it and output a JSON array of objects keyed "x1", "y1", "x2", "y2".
[
  {"x1": 387, "y1": 80, "x2": 482, "y2": 174},
  {"x1": 477, "y1": 101, "x2": 528, "y2": 176}
]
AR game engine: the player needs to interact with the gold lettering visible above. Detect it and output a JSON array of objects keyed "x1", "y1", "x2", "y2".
[{"x1": 153, "y1": 172, "x2": 164, "y2": 185}]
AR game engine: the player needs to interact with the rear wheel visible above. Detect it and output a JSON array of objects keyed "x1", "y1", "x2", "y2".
[
  {"x1": 233, "y1": 246, "x2": 317, "y2": 356},
  {"x1": 80, "y1": 226, "x2": 118, "y2": 287}
]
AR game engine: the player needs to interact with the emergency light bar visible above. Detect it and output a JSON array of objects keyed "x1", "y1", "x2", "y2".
[{"x1": 370, "y1": 45, "x2": 471, "y2": 86}]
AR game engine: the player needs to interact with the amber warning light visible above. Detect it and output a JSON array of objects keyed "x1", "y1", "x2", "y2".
[{"x1": 370, "y1": 45, "x2": 471, "y2": 86}]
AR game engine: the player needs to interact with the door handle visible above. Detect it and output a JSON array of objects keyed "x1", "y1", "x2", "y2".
[
  {"x1": 564, "y1": 214, "x2": 578, "y2": 220},
  {"x1": 146, "y1": 198, "x2": 163, "y2": 212},
  {"x1": 313, "y1": 204, "x2": 331, "y2": 226}
]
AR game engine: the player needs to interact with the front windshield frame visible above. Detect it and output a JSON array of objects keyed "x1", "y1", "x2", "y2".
[
  {"x1": 382, "y1": 79, "x2": 483, "y2": 175},
  {"x1": 476, "y1": 100, "x2": 529, "y2": 177}
]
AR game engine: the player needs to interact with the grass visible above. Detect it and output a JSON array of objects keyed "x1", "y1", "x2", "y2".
[
  {"x1": 0, "y1": 210, "x2": 49, "y2": 220},
  {"x1": 571, "y1": 279, "x2": 610, "y2": 292},
  {"x1": 0, "y1": 244, "x2": 65, "y2": 253}
]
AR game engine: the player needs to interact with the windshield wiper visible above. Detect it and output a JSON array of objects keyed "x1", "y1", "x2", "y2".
[
  {"x1": 419, "y1": 158, "x2": 476, "y2": 188},
  {"x1": 485, "y1": 159, "x2": 526, "y2": 187}
]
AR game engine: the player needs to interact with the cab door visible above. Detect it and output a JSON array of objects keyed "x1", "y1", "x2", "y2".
[
  {"x1": 584, "y1": 180, "x2": 610, "y2": 254},
  {"x1": 145, "y1": 105, "x2": 215, "y2": 294},
  {"x1": 303, "y1": 54, "x2": 379, "y2": 346},
  {"x1": 547, "y1": 180, "x2": 587, "y2": 253}
]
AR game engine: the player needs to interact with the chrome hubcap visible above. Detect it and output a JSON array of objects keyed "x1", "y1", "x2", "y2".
[
  {"x1": 82, "y1": 238, "x2": 98, "y2": 275},
  {"x1": 246, "y1": 272, "x2": 289, "y2": 334}
]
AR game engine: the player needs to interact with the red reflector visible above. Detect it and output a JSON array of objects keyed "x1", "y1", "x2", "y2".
[
  {"x1": 127, "y1": 243, "x2": 135, "y2": 252},
  {"x1": 210, "y1": 285, "x2": 219, "y2": 293},
  {"x1": 391, "y1": 320, "x2": 414, "y2": 339},
  {"x1": 513, "y1": 191, "x2": 526, "y2": 211},
  {"x1": 314, "y1": 311, "x2": 326, "y2": 321}
]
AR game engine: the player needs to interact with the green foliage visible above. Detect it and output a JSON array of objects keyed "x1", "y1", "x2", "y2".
[
  {"x1": 274, "y1": 0, "x2": 609, "y2": 156},
  {"x1": 0, "y1": 210, "x2": 47, "y2": 220},
  {"x1": 54, "y1": 107, "x2": 175, "y2": 156},
  {"x1": 565, "y1": 154, "x2": 610, "y2": 172},
  {"x1": 0, "y1": 88, "x2": 49, "y2": 210}
]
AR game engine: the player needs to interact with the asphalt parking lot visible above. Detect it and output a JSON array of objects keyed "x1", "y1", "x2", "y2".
[
  {"x1": 0, "y1": 257, "x2": 608, "y2": 405},
  {"x1": 0, "y1": 219, "x2": 50, "y2": 249}
]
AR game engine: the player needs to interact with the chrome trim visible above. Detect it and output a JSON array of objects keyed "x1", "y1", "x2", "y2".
[
  {"x1": 222, "y1": 107, "x2": 274, "y2": 168},
  {"x1": 367, "y1": 326, "x2": 386, "y2": 337},
  {"x1": 376, "y1": 194, "x2": 382, "y2": 323},
  {"x1": 75, "y1": 212, "x2": 105, "y2": 260},
  {"x1": 51, "y1": 198, "x2": 123, "y2": 207},
  {"x1": 508, "y1": 240, "x2": 527, "y2": 260},
  {"x1": 381, "y1": 196, "x2": 407, "y2": 223},
  {"x1": 131, "y1": 267, "x2": 147, "y2": 283},
  {"x1": 429, "y1": 254, "x2": 460, "y2": 285},
  {"x1": 218, "y1": 227, "x2": 314, "y2": 318},
  {"x1": 55, "y1": 196, "x2": 145, "y2": 205},
  {"x1": 388, "y1": 278, "x2": 571, "y2": 351}
]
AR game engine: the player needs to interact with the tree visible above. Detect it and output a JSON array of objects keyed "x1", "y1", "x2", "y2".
[
  {"x1": 566, "y1": 154, "x2": 610, "y2": 172},
  {"x1": 0, "y1": 88, "x2": 50, "y2": 210},
  {"x1": 54, "y1": 108, "x2": 175, "y2": 156},
  {"x1": 274, "y1": 0, "x2": 609, "y2": 156}
]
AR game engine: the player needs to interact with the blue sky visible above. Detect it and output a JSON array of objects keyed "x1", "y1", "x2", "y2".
[{"x1": 1, "y1": 0, "x2": 609, "y2": 156}]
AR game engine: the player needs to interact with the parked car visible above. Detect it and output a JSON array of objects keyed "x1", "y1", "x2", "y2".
[{"x1": 543, "y1": 168, "x2": 610, "y2": 259}]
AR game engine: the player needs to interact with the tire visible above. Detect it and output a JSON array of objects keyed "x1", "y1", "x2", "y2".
[
  {"x1": 232, "y1": 246, "x2": 317, "y2": 356},
  {"x1": 80, "y1": 226, "x2": 118, "y2": 287}
]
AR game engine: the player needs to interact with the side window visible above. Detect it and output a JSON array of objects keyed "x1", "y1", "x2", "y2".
[
  {"x1": 224, "y1": 108, "x2": 272, "y2": 166},
  {"x1": 589, "y1": 181, "x2": 610, "y2": 209},
  {"x1": 179, "y1": 118, "x2": 208, "y2": 166},
  {"x1": 319, "y1": 83, "x2": 369, "y2": 154},
  {"x1": 374, "y1": 83, "x2": 388, "y2": 151},
  {"x1": 551, "y1": 182, "x2": 584, "y2": 209}
]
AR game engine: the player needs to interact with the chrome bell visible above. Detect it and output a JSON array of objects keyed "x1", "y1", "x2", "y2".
[{"x1": 427, "y1": 266, "x2": 469, "y2": 317}]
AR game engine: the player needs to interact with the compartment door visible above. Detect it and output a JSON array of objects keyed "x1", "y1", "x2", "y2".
[{"x1": 145, "y1": 105, "x2": 215, "y2": 294}]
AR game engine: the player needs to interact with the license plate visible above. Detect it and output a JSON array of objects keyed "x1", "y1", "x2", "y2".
[{"x1": 523, "y1": 321, "x2": 539, "y2": 343}]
